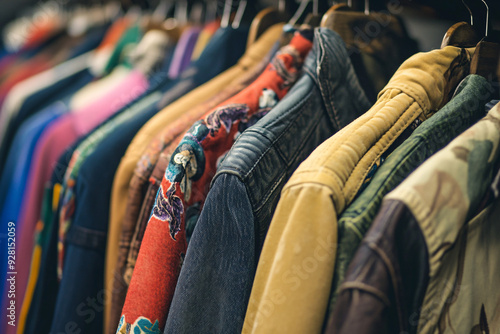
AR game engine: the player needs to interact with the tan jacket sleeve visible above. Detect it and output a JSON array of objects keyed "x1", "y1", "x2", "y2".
[{"x1": 243, "y1": 183, "x2": 338, "y2": 334}]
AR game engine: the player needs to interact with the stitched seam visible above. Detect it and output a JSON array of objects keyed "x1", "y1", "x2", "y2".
[
  {"x1": 339, "y1": 282, "x2": 391, "y2": 307},
  {"x1": 316, "y1": 32, "x2": 341, "y2": 130},
  {"x1": 347, "y1": 135, "x2": 426, "y2": 229},
  {"x1": 346, "y1": 100, "x2": 423, "y2": 202},
  {"x1": 284, "y1": 107, "x2": 328, "y2": 171},
  {"x1": 367, "y1": 241, "x2": 403, "y2": 319},
  {"x1": 391, "y1": 82, "x2": 429, "y2": 112},
  {"x1": 214, "y1": 87, "x2": 315, "y2": 185},
  {"x1": 283, "y1": 181, "x2": 338, "y2": 196},
  {"x1": 243, "y1": 91, "x2": 315, "y2": 180},
  {"x1": 287, "y1": 169, "x2": 344, "y2": 193},
  {"x1": 254, "y1": 172, "x2": 286, "y2": 213}
]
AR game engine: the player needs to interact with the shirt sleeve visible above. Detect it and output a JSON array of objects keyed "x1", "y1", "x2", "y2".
[
  {"x1": 165, "y1": 173, "x2": 256, "y2": 333},
  {"x1": 242, "y1": 182, "x2": 338, "y2": 334}
]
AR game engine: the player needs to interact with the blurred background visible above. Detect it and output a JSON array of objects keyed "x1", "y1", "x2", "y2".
[{"x1": 1, "y1": 0, "x2": 499, "y2": 52}]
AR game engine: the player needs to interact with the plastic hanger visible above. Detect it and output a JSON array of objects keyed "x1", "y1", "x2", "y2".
[
  {"x1": 220, "y1": 0, "x2": 247, "y2": 29},
  {"x1": 220, "y1": 0, "x2": 248, "y2": 29},
  {"x1": 470, "y1": 0, "x2": 500, "y2": 98},
  {"x1": 246, "y1": 0, "x2": 290, "y2": 49},
  {"x1": 441, "y1": 0, "x2": 479, "y2": 48}
]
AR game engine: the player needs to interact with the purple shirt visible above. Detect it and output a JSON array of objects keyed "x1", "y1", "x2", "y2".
[{"x1": 167, "y1": 27, "x2": 202, "y2": 79}]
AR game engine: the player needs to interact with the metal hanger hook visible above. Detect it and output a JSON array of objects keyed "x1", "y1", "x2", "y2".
[
  {"x1": 231, "y1": 0, "x2": 247, "y2": 29},
  {"x1": 221, "y1": 0, "x2": 232, "y2": 28},
  {"x1": 480, "y1": 0, "x2": 489, "y2": 37},
  {"x1": 278, "y1": 0, "x2": 285, "y2": 12},
  {"x1": 462, "y1": 0, "x2": 474, "y2": 26},
  {"x1": 288, "y1": 0, "x2": 309, "y2": 26}
]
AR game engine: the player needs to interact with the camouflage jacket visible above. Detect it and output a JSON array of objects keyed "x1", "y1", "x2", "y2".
[{"x1": 328, "y1": 100, "x2": 500, "y2": 333}]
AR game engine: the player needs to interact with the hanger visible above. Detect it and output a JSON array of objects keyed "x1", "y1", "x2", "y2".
[
  {"x1": 320, "y1": 0, "x2": 403, "y2": 49},
  {"x1": 321, "y1": 0, "x2": 414, "y2": 103},
  {"x1": 288, "y1": 0, "x2": 308, "y2": 26},
  {"x1": 141, "y1": 0, "x2": 182, "y2": 44},
  {"x1": 204, "y1": 0, "x2": 218, "y2": 24},
  {"x1": 289, "y1": 0, "x2": 325, "y2": 27},
  {"x1": 151, "y1": 0, "x2": 174, "y2": 23},
  {"x1": 441, "y1": 0, "x2": 480, "y2": 48},
  {"x1": 221, "y1": 0, "x2": 233, "y2": 28},
  {"x1": 246, "y1": 0, "x2": 290, "y2": 49},
  {"x1": 297, "y1": 0, "x2": 322, "y2": 27},
  {"x1": 470, "y1": 0, "x2": 500, "y2": 98},
  {"x1": 220, "y1": 0, "x2": 248, "y2": 29},
  {"x1": 189, "y1": 1, "x2": 204, "y2": 25},
  {"x1": 231, "y1": 0, "x2": 247, "y2": 29},
  {"x1": 174, "y1": 0, "x2": 189, "y2": 26}
]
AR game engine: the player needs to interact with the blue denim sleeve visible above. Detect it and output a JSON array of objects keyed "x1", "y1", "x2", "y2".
[{"x1": 165, "y1": 173, "x2": 255, "y2": 333}]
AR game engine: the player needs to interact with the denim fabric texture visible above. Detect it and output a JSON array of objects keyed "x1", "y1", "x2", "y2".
[
  {"x1": 118, "y1": 34, "x2": 283, "y2": 289},
  {"x1": 118, "y1": 29, "x2": 313, "y2": 334},
  {"x1": 106, "y1": 25, "x2": 283, "y2": 308},
  {"x1": 105, "y1": 25, "x2": 257, "y2": 334},
  {"x1": 486, "y1": 99, "x2": 499, "y2": 111},
  {"x1": 243, "y1": 43, "x2": 473, "y2": 334},
  {"x1": 165, "y1": 28, "x2": 371, "y2": 334}
]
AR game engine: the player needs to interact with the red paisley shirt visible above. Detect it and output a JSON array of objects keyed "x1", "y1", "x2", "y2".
[{"x1": 117, "y1": 30, "x2": 313, "y2": 334}]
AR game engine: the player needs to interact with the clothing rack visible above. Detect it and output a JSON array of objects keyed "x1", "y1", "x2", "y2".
[{"x1": 0, "y1": 1, "x2": 499, "y2": 334}]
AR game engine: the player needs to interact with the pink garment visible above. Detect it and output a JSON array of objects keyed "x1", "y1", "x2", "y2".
[{"x1": 9, "y1": 69, "x2": 148, "y2": 327}]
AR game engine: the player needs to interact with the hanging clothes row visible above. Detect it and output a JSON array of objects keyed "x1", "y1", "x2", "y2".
[{"x1": 0, "y1": 0, "x2": 499, "y2": 334}]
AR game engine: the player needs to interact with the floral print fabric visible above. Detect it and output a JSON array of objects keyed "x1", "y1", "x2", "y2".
[{"x1": 116, "y1": 30, "x2": 313, "y2": 334}]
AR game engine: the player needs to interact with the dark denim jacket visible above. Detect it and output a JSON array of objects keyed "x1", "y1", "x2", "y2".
[{"x1": 164, "y1": 28, "x2": 372, "y2": 334}]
